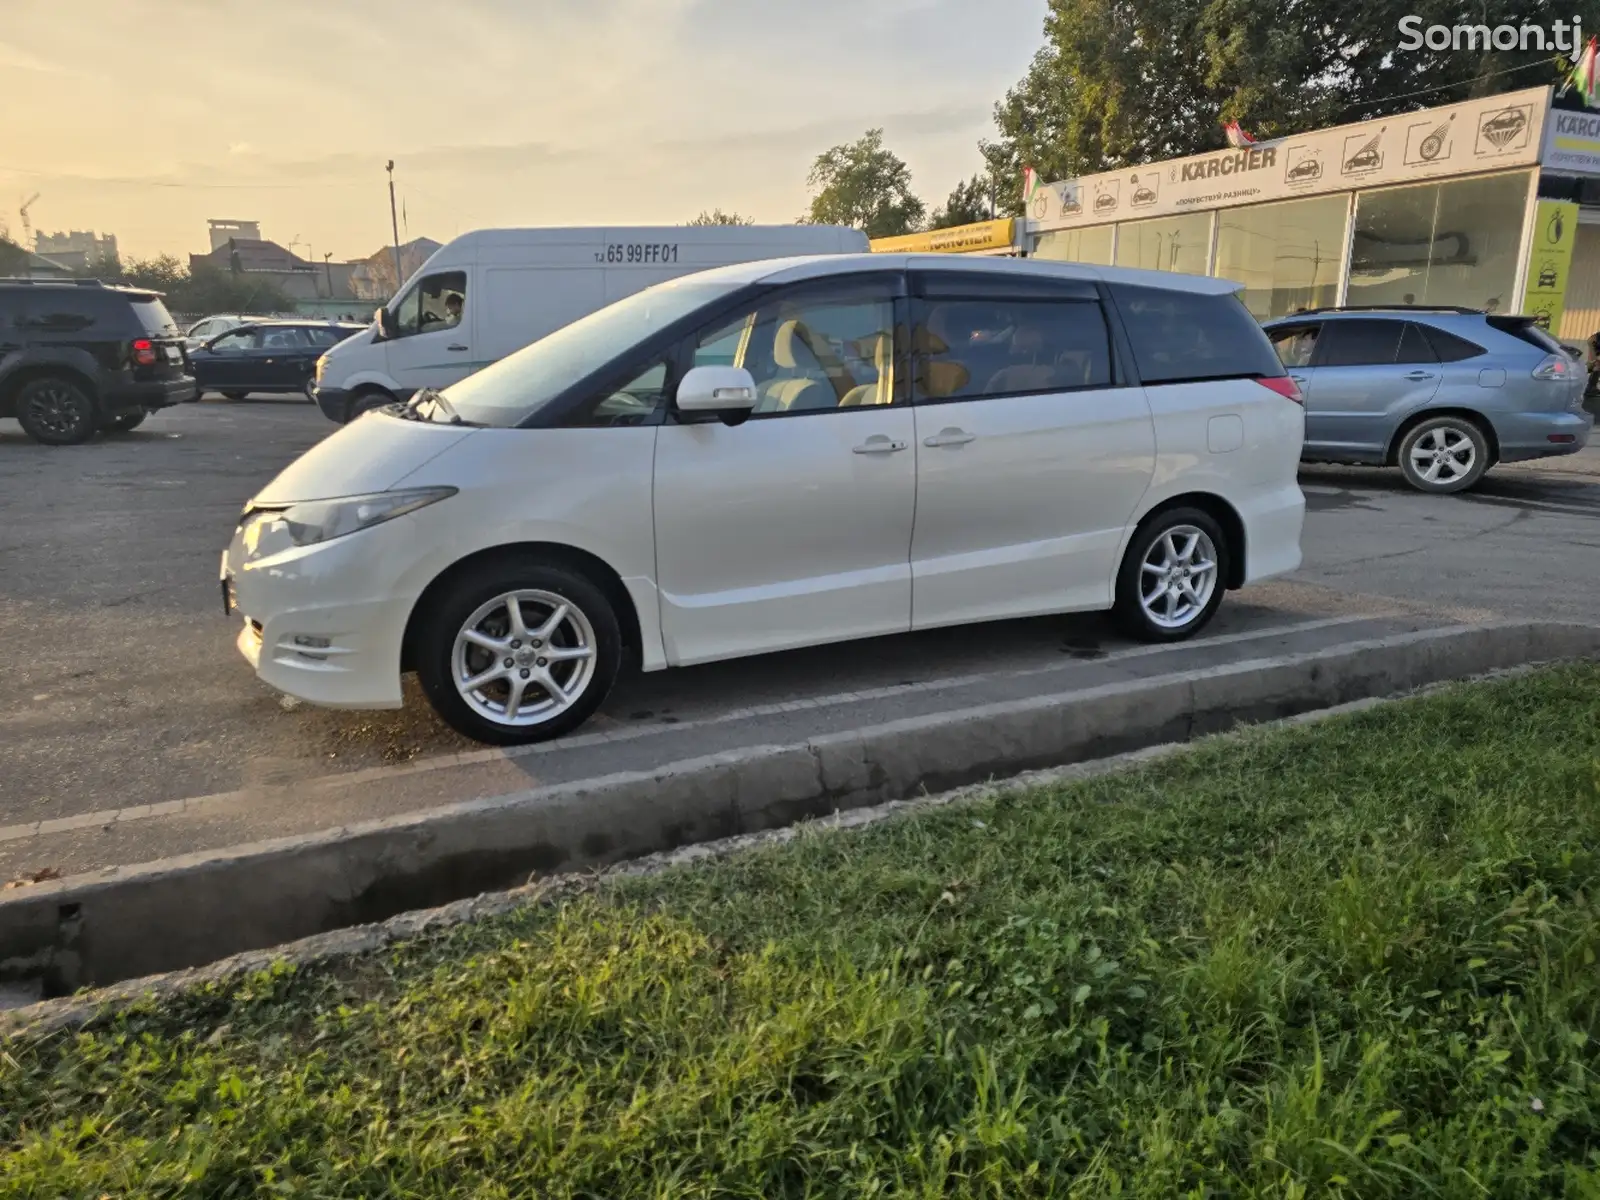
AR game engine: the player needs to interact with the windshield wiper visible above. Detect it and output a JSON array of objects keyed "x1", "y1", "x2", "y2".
[{"x1": 407, "y1": 386, "x2": 471, "y2": 426}]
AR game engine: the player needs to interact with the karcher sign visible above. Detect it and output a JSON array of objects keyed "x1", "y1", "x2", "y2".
[
  {"x1": 1543, "y1": 107, "x2": 1600, "y2": 177},
  {"x1": 1031, "y1": 86, "x2": 1549, "y2": 229},
  {"x1": 870, "y1": 219, "x2": 1016, "y2": 254}
]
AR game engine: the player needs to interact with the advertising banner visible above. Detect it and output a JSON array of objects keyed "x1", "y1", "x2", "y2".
[
  {"x1": 1030, "y1": 86, "x2": 1551, "y2": 230},
  {"x1": 870, "y1": 219, "x2": 1017, "y2": 255},
  {"x1": 1542, "y1": 107, "x2": 1600, "y2": 176},
  {"x1": 1520, "y1": 200, "x2": 1580, "y2": 331}
]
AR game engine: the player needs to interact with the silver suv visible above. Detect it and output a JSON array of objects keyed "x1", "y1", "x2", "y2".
[{"x1": 1263, "y1": 307, "x2": 1591, "y2": 493}]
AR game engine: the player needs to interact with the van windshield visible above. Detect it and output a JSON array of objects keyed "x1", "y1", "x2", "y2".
[{"x1": 441, "y1": 280, "x2": 742, "y2": 427}]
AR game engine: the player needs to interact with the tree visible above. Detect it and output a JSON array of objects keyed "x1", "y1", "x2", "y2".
[
  {"x1": 930, "y1": 175, "x2": 996, "y2": 229},
  {"x1": 686, "y1": 209, "x2": 755, "y2": 226},
  {"x1": 984, "y1": 0, "x2": 1598, "y2": 194},
  {"x1": 802, "y1": 129, "x2": 925, "y2": 238}
]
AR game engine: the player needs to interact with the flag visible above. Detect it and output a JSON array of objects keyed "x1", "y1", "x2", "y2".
[
  {"x1": 1022, "y1": 165, "x2": 1040, "y2": 205},
  {"x1": 1222, "y1": 120, "x2": 1256, "y2": 148},
  {"x1": 1564, "y1": 36, "x2": 1599, "y2": 107}
]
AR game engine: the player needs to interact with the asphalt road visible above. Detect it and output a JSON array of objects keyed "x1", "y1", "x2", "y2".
[{"x1": 1, "y1": 397, "x2": 1596, "y2": 877}]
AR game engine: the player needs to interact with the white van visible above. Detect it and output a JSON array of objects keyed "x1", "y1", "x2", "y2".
[{"x1": 311, "y1": 224, "x2": 868, "y2": 423}]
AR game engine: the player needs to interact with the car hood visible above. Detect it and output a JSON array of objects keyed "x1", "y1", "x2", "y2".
[{"x1": 251, "y1": 414, "x2": 479, "y2": 505}]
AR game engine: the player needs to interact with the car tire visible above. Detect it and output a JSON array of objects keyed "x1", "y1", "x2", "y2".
[
  {"x1": 14, "y1": 376, "x2": 98, "y2": 446},
  {"x1": 350, "y1": 387, "x2": 395, "y2": 419},
  {"x1": 1396, "y1": 416, "x2": 1490, "y2": 494},
  {"x1": 102, "y1": 411, "x2": 147, "y2": 433},
  {"x1": 1112, "y1": 507, "x2": 1229, "y2": 643},
  {"x1": 222, "y1": 390, "x2": 249, "y2": 401},
  {"x1": 416, "y1": 558, "x2": 623, "y2": 745}
]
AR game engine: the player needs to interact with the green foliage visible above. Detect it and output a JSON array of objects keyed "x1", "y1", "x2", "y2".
[
  {"x1": 985, "y1": 0, "x2": 1600, "y2": 192},
  {"x1": 930, "y1": 175, "x2": 996, "y2": 230},
  {"x1": 686, "y1": 208, "x2": 756, "y2": 226},
  {"x1": 6, "y1": 665, "x2": 1600, "y2": 1195},
  {"x1": 802, "y1": 128, "x2": 926, "y2": 238},
  {"x1": 71, "y1": 252, "x2": 293, "y2": 315}
]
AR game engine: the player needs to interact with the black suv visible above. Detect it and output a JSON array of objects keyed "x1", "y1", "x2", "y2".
[{"x1": 0, "y1": 279, "x2": 197, "y2": 445}]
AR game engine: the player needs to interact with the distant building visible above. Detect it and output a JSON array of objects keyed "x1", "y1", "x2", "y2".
[
  {"x1": 349, "y1": 237, "x2": 443, "y2": 301},
  {"x1": 35, "y1": 230, "x2": 118, "y2": 272},
  {"x1": 187, "y1": 231, "x2": 363, "y2": 315},
  {"x1": 189, "y1": 237, "x2": 312, "y2": 275},
  {"x1": 207, "y1": 219, "x2": 261, "y2": 252}
]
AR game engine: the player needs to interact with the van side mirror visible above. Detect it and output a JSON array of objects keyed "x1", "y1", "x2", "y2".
[
  {"x1": 676, "y1": 366, "x2": 758, "y2": 417},
  {"x1": 373, "y1": 307, "x2": 395, "y2": 341}
]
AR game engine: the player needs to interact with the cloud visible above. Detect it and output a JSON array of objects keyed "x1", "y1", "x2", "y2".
[{"x1": 0, "y1": 39, "x2": 72, "y2": 74}]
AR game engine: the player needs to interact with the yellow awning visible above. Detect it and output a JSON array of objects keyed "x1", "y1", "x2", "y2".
[{"x1": 870, "y1": 218, "x2": 1016, "y2": 255}]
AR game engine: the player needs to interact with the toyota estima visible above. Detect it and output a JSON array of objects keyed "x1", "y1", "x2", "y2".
[{"x1": 222, "y1": 255, "x2": 1306, "y2": 745}]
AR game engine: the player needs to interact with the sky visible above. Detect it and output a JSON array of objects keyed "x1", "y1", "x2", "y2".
[{"x1": 0, "y1": 0, "x2": 1049, "y2": 262}]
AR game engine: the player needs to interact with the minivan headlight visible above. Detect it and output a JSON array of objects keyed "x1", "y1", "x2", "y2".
[
  {"x1": 314, "y1": 354, "x2": 328, "y2": 382},
  {"x1": 242, "y1": 487, "x2": 456, "y2": 549}
]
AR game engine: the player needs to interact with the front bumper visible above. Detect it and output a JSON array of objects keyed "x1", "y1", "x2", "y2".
[
  {"x1": 105, "y1": 376, "x2": 199, "y2": 412},
  {"x1": 222, "y1": 516, "x2": 418, "y2": 709},
  {"x1": 311, "y1": 385, "x2": 354, "y2": 425}
]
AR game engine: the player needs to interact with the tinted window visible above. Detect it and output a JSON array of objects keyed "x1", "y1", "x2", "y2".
[
  {"x1": 1315, "y1": 319, "x2": 1403, "y2": 367},
  {"x1": 1422, "y1": 326, "x2": 1486, "y2": 362},
  {"x1": 259, "y1": 327, "x2": 311, "y2": 349},
  {"x1": 129, "y1": 297, "x2": 179, "y2": 336},
  {"x1": 210, "y1": 329, "x2": 257, "y2": 352},
  {"x1": 914, "y1": 297, "x2": 1112, "y2": 401},
  {"x1": 1487, "y1": 315, "x2": 1564, "y2": 354},
  {"x1": 691, "y1": 281, "x2": 897, "y2": 415},
  {"x1": 1395, "y1": 322, "x2": 1438, "y2": 365},
  {"x1": 1268, "y1": 324, "x2": 1320, "y2": 368},
  {"x1": 306, "y1": 326, "x2": 356, "y2": 347},
  {"x1": 1109, "y1": 284, "x2": 1283, "y2": 384}
]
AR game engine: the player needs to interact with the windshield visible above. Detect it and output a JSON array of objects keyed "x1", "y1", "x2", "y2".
[{"x1": 442, "y1": 280, "x2": 742, "y2": 427}]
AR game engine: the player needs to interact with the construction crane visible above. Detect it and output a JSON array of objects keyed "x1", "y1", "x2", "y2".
[{"x1": 19, "y1": 193, "x2": 39, "y2": 250}]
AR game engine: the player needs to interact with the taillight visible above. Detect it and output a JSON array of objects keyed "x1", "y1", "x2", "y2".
[
  {"x1": 1532, "y1": 353, "x2": 1574, "y2": 381},
  {"x1": 1255, "y1": 375, "x2": 1303, "y2": 404},
  {"x1": 132, "y1": 337, "x2": 157, "y2": 366}
]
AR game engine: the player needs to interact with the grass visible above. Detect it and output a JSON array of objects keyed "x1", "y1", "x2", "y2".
[{"x1": 5, "y1": 665, "x2": 1600, "y2": 1197}]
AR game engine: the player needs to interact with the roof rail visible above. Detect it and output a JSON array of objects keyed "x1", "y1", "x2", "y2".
[
  {"x1": 1285, "y1": 304, "x2": 1483, "y2": 317},
  {"x1": 0, "y1": 277, "x2": 109, "y2": 287}
]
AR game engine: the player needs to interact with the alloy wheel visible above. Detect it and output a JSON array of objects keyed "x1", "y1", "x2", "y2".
[
  {"x1": 1407, "y1": 425, "x2": 1476, "y2": 486},
  {"x1": 25, "y1": 382, "x2": 89, "y2": 439},
  {"x1": 1138, "y1": 525, "x2": 1219, "y2": 631},
  {"x1": 450, "y1": 589, "x2": 599, "y2": 728}
]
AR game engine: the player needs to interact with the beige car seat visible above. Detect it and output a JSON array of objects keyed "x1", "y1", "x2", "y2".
[{"x1": 759, "y1": 320, "x2": 836, "y2": 412}]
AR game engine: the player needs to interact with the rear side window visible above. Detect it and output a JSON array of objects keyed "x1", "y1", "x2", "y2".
[
  {"x1": 1487, "y1": 315, "x2": 1564, "y2": 354},
  {"x1": 1421, "y1": 325, "x2": 1485, "y2": 362},
  {"x1": 129, "y1": 297, "x2": 179, "y2": 337},
  {"x1": 913, "y1": 296, "x2": 1113, "y2": 401},
  {"x1": 1314, "y1": 319, "x2": 1404, "y2": 367},
  {"x1": 1109, "y1": 284, "x2": 1283, "y2": 384},
  {"x1": 306, "y1": 327, "x2": 354, "y2": 347}
]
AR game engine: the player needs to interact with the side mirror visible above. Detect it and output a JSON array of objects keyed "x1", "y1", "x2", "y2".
[
  {"x1": 374, "y1": 307, "x2": 394, "y2": 341},
  {"x1": 676, "y1": 365, "x2": 757, "y2": 415}
]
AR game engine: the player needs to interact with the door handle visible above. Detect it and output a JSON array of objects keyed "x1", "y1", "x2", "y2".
[
  {"x1": 1404, "y1": 371, "x2": 1435, "y2": 381},
  {"x1": 446, "y1": 343, "x2": 469, "y2": 352},
  {"x1": 1289, "y1": 374, "x2": 1307, "y2": 384},
  {"x1": 852, "y1": 435, "x2": 908, "y2": 455},
  {"x1": 923, "y1": 428, "x2": 976, "y2": 448}
]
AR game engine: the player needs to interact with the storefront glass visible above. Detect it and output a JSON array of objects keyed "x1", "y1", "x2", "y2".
[
  {"x1": 1032, "y1": 225, "x2": 1114, "y2": 265},
  {"x1": 1113, "y1": 213, "x2": 1212, "y2": 274},
  {"x1": 1213, "y1": 195, "x2": 1348, "y2": 319},
  {"x1": 1348, "y1": 170, "x2": 1531, "y2": 312}
]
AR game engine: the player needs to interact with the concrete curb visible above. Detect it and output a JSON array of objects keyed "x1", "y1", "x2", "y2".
[{"x1": 3, "y1": 620, "x2": 1596, "y2": 998}]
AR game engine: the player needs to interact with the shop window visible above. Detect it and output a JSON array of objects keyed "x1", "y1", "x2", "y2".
[
  {"x1": 1347, "y1": 170, "x2": 1530, "y2": 312},
  {"x1": 1113, "y1": 214, "x2": 1212, "y2": 275},
  {"x1": 1033, "y1": 226, "x2": 1115, "y2": 266},
  {"x1": 1214, "y1": 195, "x2": 1348, "y2": 320}
]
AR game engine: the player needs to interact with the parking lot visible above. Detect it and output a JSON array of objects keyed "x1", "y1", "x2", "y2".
[{"x1": 2, "y1": 396, "x2": 1597, "y2": 879}]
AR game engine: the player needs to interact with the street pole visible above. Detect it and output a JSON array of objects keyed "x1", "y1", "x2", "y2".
[
  {"x1": 386, "y1": 160, "x2": 404, "y2": 298},
  {"x1": 323, "y1": 251, "x2": 333, "y2": 299}
]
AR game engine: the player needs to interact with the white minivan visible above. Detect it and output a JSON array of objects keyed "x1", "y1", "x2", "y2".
[
  {"x1": 225, "y1": 254, "x2": 1305, "y2": 745},
  {"x1": 311, "y1": 224, "x2": 868, "y2": 424}
]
